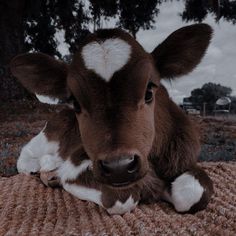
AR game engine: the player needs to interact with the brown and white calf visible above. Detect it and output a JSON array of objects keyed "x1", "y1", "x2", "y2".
[{"x1": 10, "y1": 24, "x2": 214, "y2": 215}]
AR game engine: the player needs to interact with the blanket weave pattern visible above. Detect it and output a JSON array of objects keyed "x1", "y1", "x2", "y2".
[{"x1": 0, "y1": 162, "x2": 235, "y2": 236}]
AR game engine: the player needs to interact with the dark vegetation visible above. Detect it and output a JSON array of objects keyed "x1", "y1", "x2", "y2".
[
  {"x1": 1, "y1": 0, "x2": 236, "y2": 100},
  {"x1": 187, "y1": 82, "x2": 236, "y2": 114}
]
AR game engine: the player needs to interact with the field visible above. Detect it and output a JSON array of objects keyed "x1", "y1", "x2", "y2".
[{"x1": 0, "y1": 100, "x2": 235, "y2": 176}]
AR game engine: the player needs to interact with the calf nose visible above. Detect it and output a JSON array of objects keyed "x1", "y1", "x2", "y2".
[{"x1": 99, "y1": 155, "x2": 140, "y2": 186}]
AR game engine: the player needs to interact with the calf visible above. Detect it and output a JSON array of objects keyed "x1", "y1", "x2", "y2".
[{"x1": 11, "y1": 24, "x2": 213, "y2": 215}]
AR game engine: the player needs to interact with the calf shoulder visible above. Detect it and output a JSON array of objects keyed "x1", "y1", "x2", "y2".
[{"x1": 44, "y1": 108, "x2": 82, "y2": 158}]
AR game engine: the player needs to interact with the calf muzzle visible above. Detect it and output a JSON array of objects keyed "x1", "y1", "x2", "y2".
[{"x1": 98, "y1": 155, "x2": 141, "y2": 187}]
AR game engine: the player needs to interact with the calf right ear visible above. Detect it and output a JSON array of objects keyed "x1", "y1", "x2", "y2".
[
  {"x1": 10, "y1": 53, "x2": 69, "y2": 104},
  {"x1": 151, "y1": 24, "x2": 213, "y2": 79}
]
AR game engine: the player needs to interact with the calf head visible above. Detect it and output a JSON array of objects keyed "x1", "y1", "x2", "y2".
[{"x1": 11, "y1": 24, "x2": 212, "y2": 187}]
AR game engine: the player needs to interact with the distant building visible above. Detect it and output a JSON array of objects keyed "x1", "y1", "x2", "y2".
[{"x1": 182, "y1": 97, "x2": 200, "y2": 115}]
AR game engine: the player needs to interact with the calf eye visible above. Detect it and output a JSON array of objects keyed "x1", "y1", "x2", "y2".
[{"x1": 145, "y1": 82, "x2": 154, "y2": 104}]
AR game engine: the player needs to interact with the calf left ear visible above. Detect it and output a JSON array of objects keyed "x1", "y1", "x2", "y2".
[
  {"x1": 10, "y1": 53, "x2": 69, "y2": 104},
  {"x1": 151, "y1": 24, "x2": 213, "y2": 79}
]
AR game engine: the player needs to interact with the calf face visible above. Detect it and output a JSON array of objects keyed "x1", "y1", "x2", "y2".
[{"x1": 10, "y1": 24, "x2": 212, "y2": 187}]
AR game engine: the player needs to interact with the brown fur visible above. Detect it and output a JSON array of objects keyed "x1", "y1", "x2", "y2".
[
  {"x1": 11, "y1": 24, "x2": 214, "y2": 213},
  {"x1": 152, "y1": 24, "x2": 213, "y2": 78}
]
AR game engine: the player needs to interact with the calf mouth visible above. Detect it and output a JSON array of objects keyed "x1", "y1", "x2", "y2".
[
  {"x1": 97, "y1": 172, "x2": 148, "y2": 190},
  {"x1": 111, "y1": 181, "x2": 131, "y2": 187}
]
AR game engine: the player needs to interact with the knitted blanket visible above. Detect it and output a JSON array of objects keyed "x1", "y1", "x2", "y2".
[{"x1": 0, "y1": 162, "x2": 235, "y2": 236}]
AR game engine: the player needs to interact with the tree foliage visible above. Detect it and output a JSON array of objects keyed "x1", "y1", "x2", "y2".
[
  {"x1": 24, "y1": 0, "x2": 89, "y2": 56},
  {"x1": 19, "y1": 0, "x2": 161, "y2": 58},
  {"x1": 181, "y1": 0, "x2": 236, "y2": 24},
  {"x1": 188, "y1": 82, "x2": 235, "y2": 112},
  {"x1": 118, "y1": 0, "x2": 160, "y2": 38},
  {"x1": 89, "y1": 0, "x2": 119, "y2": 30}
]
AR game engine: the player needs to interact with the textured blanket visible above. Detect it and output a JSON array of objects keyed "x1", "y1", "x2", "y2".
[{"x1": 0, "y1": 162, "x2": 235, "y2": 236}]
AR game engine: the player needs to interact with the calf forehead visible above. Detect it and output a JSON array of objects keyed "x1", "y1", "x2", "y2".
[
  {"x1": 72, "y1": 29, "x2": 148, "y2": 83},
  {"x1": 81, "y1": 38, "x2": 131, "y2": 82}
]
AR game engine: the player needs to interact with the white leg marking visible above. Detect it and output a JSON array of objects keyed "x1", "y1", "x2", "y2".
[
  {"x1": 17, "y1": 130, "x2": 59, "y2": 174},
  {"x1": 107, "y1": 196, "x2": 138, "y2": 215},
  {"x1": 171, "y1": 173, "x2": 204, "y2": 212},
  {"x1": 81, "y1": 38, "x2": 131, "y2": 81},
  {"x1": 57, "y1": 159, "x2": 92, "y2": 183},
  {"x1": 40, "y1": 154, "x2": 63, "y2": 171},
  {"x1": 36, "y1": 94, "x2": 60, "y2": 105},
  {"x1": 58, "y1": 159, "x2": 100, "y2": 206},
  {"x1": 63, "y1": 184, "x2": 102, "y2": 206},
  {"x1": 17, "y1": 148, "x2": 40, "y2": 174}
]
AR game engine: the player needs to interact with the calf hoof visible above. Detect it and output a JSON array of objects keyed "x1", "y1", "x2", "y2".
[{"x1": 40, "y1": 170, "x2": 62, "y2": 188}]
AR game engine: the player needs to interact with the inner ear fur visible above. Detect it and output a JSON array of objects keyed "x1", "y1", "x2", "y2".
[
  {"x1": 10, "y1": 53, "x2": 68, "y2": 100},
  {"x1": 151, "y1": 23, "x2": 213, "y2": 79}
]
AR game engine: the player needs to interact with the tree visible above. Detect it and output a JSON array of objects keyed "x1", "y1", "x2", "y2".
[
  {"x1": 118, "y1": 0, "x2": 159, "y2": 38},
  {"x1": 24, "y1": 1, "x2": 59, "y2": 57},
  {"x1": 0, "y1": 0, "x2": 89, "y2": 100},
  {"x1": 0, "y1": 0, "x2": 36, "y2": 100},
  {"x1": 181, "y1": 0, "x2": 209, "y2": 22},
  {"x1": 181, "y1": 0, "x2": 236, "y2": 24},
  {"x1": 54, "y1": 0, "x2": 90, "y2": 53},
  {"x1": 89, "y1": 0, "x2": 118, "y2": 31},
  {"x1": 189, "y1": 82, "x2": 233, "y2": 112}
]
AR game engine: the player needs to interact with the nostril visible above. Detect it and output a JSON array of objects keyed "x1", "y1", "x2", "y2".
[
  {"x1": 99, "y1": 160, "x2": 111, "y2": 176},
  {"x1": 127, "y1": 155, "x2": 139, "y2": 174}
]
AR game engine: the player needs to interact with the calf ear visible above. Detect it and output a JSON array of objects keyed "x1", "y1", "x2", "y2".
[
  {"x1": 10, "y1": 53, "x2": 69, "y2": 104},
  {"x1": 151, "y1": 24, "x2": 213, "y2": 79}
]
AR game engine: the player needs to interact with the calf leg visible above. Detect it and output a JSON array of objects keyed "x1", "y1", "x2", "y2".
[
  {"x1": 63, "y1": 181, "x2": 140, "y2": 215},
  {"x1": 17, "y1": 127, "x2": 64, "y2": 188},
  {"x1": 57, "y1": 157, "x2": 140, "y2": 215},
  {"x1": 17, "y1": 127, "x2": 61, "y2": 174},
  {"x1": 39, "y1": 154, "x2": 63, "y2": 187},
  {"x1": 17, "y1": 132, "x2": 44, "y2": 174},
  {"x1": 162, "y1": 166, "x2": 213, "y2": 213}
]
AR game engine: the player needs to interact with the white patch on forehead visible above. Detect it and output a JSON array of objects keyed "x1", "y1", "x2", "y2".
[
  {"x1": 36, "y1": 94, "x2": 59, "y2": 105},
  {"x1": 57, "y1": 159, "x2": 92, "y2": 183},
  {"x1": 81, "y1": 38, "x2": 131, "y2": 81},
  {"x1": 107, "y1": 196, "x2": 138, "y2": 215}
]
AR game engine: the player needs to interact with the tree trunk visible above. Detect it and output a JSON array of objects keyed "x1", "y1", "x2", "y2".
[{"x1": 0, "y1": 0, "x2": 27, "y2": 101}]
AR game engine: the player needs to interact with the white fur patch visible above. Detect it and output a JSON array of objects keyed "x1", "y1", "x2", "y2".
[
  {"x1": 171, "y1": 173, "x2": 204, "y2": 212},
  {"x1": 57, "y1": 159, "x2": 92, "y2": 183},
  {"x1": 81, "y1": 38, "x2": 131, "y2": 81},
  {"x1": 63, "y1": 183, "x2": 102, "y2": 206},
  {"x1": 40, "y1": 154, "x2": 63, "y2": 171},
  {"x1": 107, "y1": 196, "x2": 138, "y2": 215},
  {"x1": 17, "y1": 130, "x2": 60, "y2": 174},
  {"x1": 36, "y1": 94, "x2": 60, "y2": 105}
]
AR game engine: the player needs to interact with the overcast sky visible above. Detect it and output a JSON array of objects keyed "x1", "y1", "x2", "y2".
[
  {"x1": 57, "y1": 0, "x2": 236, "y2": 104},
  {"x1": 137, "y1": 1, "x2": 236, "y2": 104}
]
